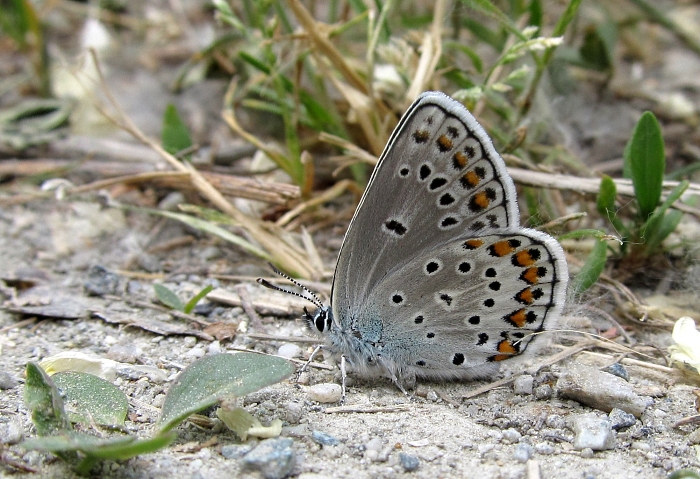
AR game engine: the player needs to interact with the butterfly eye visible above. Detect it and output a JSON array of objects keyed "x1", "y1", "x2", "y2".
[{"x1": 315, "y1": 310, "x2": 327, "y2": 332}]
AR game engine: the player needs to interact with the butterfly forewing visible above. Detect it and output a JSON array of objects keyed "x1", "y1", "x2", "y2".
[{"x1": 333, "y1": 92, "x2": 519, "y2": 328}]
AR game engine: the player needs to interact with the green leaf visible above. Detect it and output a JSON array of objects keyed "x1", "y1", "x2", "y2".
[
  {"x1": 571, "y1": 239, "x2": 608, "y2": 294},
  {"x1": 667, "y1": 469, "x2": 700, "y2": 479},
  {"x1": 22, "y1": 431, "x2": 177, "y2": 476},
  {"x1": 558, "y1": 229, "x2": 619, "y2": 242},
  {"x1": 158, "y1": 353, "x2": 295, "y2": 432},
  {"x1": 53, "y1": 372, "x2": 128, "y2": 427},
  {"x1": 24, "y1": 362, "x2": 71, "y2": 436},
  {"x1": 640, "y1": 180, "x2": 689, "y2": 253},
  {"x1": 183, "y1": 285, "x2": 214, "y2": 314},
  {"x1": 153, "y1": 284, "x2": 184, "y2": 311},
  {"x1": 161, "y1": 104, "x2": 193, "y2": 157},
  {"x1": 596, "y1": 175, "x2": 616, "y2": 219},
  {"x1": 624, "y1": 111, "x2": 665, "y2": 219}
]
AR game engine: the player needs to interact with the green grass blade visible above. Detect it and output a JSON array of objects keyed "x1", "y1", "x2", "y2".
[
  {"x1": 161, "y1": 104, "x2": 193, "y2": 157},
  {"x1": 183, "y1": 285, "x2": 214, "y2": 314},
  {"x1": 570, "y1": 239, "x2": 608, "y2": 295}
]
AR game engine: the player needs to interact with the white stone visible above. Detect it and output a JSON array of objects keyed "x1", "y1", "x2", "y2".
[{"x1": 306, "y1": 383, "x2": 342, "y2": 403}]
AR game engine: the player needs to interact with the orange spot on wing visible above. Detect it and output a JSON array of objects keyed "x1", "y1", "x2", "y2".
[
  {"x1": 464, "y1": 239, "x2": 484, "y2": 249},
  {"x1": 521, "y1": 267, "x2": 542, "y2": 284},
  {"x1": 514, "y1": 250, "x2": 537, "y2": 267},
  {"x1": 492, "y1": 340, "x2": 519, "y2": 361},
  {"x1": 462, "y1": 170, "x2": 481, "y2": 187},
  {"x1": 453, "y1": 151, "x2": 468, "y2": 168},
  {"x1": 472, "y1": 191, "x2": 491, "y2": 210},
  {"x1": 491, "y1": 240, "x2": 516, "y2": 257},
  {"x1": 516, "y1": 288, "x2": 535, "y2": 304},
  {"x1": 437, "y1": 134, "x2": 453, "y2": 151},
  {"x1": 508, "y1": 309, "x2": 528, "y2": 328}
]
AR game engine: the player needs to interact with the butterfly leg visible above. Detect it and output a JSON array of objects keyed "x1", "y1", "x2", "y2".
[
  {"x1": 377, "y1": 355, "x2": 411, "y2": 398},
  {"x1": 340, "y1": 354, "x2": 348, "y2": 404},
  {"x1": 296, "y1": 344, "x2": 324, "y2": 382}
]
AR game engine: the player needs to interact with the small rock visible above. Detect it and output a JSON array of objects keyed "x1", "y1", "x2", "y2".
[
  {"x1": 286, "y1": 402, "x2": 303, "y2": 424},
  {"x1": 608, "y1": 408, "x2": 636, "y2": 430},
  {"x1": 513, "y1": 375, "x2": 534, "y2": 395},
  {"x1": 312, "y1": 431, "x2": 339, "y2": 446},
  {"x1": 399, "y1": 452, "x2": 420, "y2": 472},
  {"x1": 687, "y1": 429, "x2": 700, "y2": 445},
  {"x1": 512, "y1": 443, "x2": 533, "y2": 463},
  {"x1": 602, "y1": 363, "x2": 629, "y2": 381},
  {"x1": 307, "y1": 383, "x2": 342, "y2": 403},
  {"x1": 0, "y1": 372, "x2": 18, "y2": 390},
  {"x1": 556, "y1": 363, "x2": 652, "y2": 417},
  {"x1": 278, "y1": 344, "x2": 302, "y2": 359},
  {"x1": 534, "y1": 384, "x2": 552, "y2": 400},
  {"x1": 534, "y1": 443, "x2": 554, "y2": 455},
  {"x1": 0, "y1": 419, "x2": 24, "y2": 444},
  {"x1": 365, "y1": 437, "x2": 383, "y2": 452},
  {"x1": 208, "y1": 341, "x2": 222, "y2": 355},
  {"x1": 569, "y1": 414, "x2": 615, "y2": 451},
  {"x1": 221, "y1": 444, "x2": 254, "y2": 459},
  {"x1": 502, "y1": 428, "x2": 522, "y2": 443},
  {"x1": 84, "y1": 265, "x2": 120, "y2": 296},
  {"x1": 426, "y1": 390, "x2": 438, "y2": 402},
  {"x1": 242, "y1": 438, "x2": 295, "y2": 479},
  {"x1": 580, "y1": 447, "x2": 595, "y2": 458},
  {"x1": 185, "y1": 347, "x2": 206, "y2": 358}
]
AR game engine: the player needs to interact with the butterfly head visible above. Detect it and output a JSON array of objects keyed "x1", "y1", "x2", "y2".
[{"x1": 304, "y1": 306, "x2": 334, "y2": 336}]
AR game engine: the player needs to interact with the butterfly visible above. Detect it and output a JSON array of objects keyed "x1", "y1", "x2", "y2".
[{"x1": 261, "y1": 91, "x2": 568, "y2": 397}]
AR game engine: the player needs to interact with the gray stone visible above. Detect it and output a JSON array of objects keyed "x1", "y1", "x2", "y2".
[
  {"x1": 398, "y1": 452, "x2": 420, "y2": 472},
  {"x1": 0, "y1": 371, "x2": 18, "y2": 390},
  {"x1": 242, "y1": 438, "x2": 295, "y2": 479},
  {"x1": 512, "y1": 443, "x2": 533, "y2": 463},
  {"x1": 221, "y1": 444, "x2": 254, "y2": 459},
  {"x1": 534, "y1": 384, "x2": 552, "y2": 400},
  {"x1": 502, "y1": 428, "x2": 522, "y2": 443},
  {"x1": 307, "y1": 383, "x2": 342, "y2": 403},
  {"x1": 513, "y1": 375, "x2": 534, "y2": 395},
  {"x1": 602, "y1": 363, "x2": 629, "y2": 381},
  {"x1": 534, "y1": 443, "x2": 554, "y2": 455},
  {"x1": 569, "y1": 414, "x2": 615, "y2": 451},
  {"x1": 312, "y1": 431, "x2": 339, "y2": 446},
  {"x1": 556, "y1": 363, "x2": 652, "y2": 417},
  {"x1": 285, "y1": 402, "x2": 303, "y2": 424},
  {"x1": 608, "y1": 407, "x2": 636, "y2": 430},
  {"x1": 0, "y1": 418, "x2": 24, "y2": 444}
]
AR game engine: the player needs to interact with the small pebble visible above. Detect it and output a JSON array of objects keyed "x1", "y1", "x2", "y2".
[
  {"x1": 242, "y1": 438, "x2": 295, "y2": 479},
  {"x1": 513, "y1": 375, "x2": 534, "y2": 395},
  {"x1": 286, "y1": 402, "x2": 303, "y2": 424},
  {"x1": 534, "y1": 384, "x2": 553, "y2": 400},
  {"x1": 185, "y1": 347, "x2": 206, "y2": 358},
  {"x1": 278, "y1": 343, "x2": 302, "y2": 359},
  {"x1": 0, "y1": 372, "x2": 18, "y2": 390},
  {"x1": 307, "y1": 383, "x2": 342, "y2": 403},
  {"x1": 580, "y1": 447, "x2": 594, "y2": 458},
  {"x1": 312, "y1": 431, "x2": 339, "y2": 446},
  {"x1": 512, "y1": 443, "x2": 534, "y2": 463},
  {"x1": 221, "y1": 444, "x2": 254, "y2": 459},
  {"x1": 603, "y1": 363, "x2": 629, "y2": 382},
  {"x1": 399, "y1": 452, "x2": 420, "y2": 472},
  {"x1": 609, "y1": 408, "x2": 636, "y2": 430},
  {"x1": 426, "y1": 390, "x2": 438, "y2": 402},
  {"x1": 569, "y1": 414, "x2": 615, "y2": 451},
  {"x1": 534, "y1": 443, "x2": 554, "y2": 455},
  {"x1": 208, "y1": 341, "x2": 222, "y2": 354},
  {"x1": 0, "y1": 419, "x2": 24, "y2": 444},
  {"x1": 502, "y1": 428, "x2": 522, "y2": 444}
]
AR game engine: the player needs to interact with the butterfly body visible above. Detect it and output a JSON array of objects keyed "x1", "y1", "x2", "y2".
[{"x1": 306, "y1": 92, "x2": 568, "y2": 390}]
